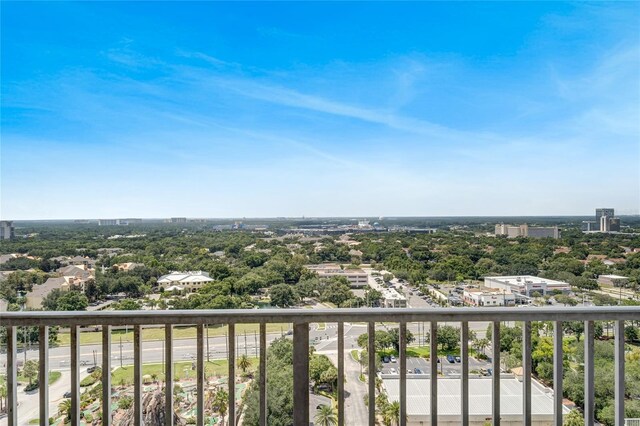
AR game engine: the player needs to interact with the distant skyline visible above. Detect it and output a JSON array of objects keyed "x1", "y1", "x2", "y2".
[{"x1": 2, "y1": 2, "x2": 639, "y2": 220}]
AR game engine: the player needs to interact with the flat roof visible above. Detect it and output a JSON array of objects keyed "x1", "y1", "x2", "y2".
[
  {"x1": 383, "y1": 376, "x2": 568, "y2": 417},
  {"x1": 484, "y1": 276, "x2": 569, "y2": 286},
  {"x1": 598, "y1": 274, "x2": 628, "y2": 279}
]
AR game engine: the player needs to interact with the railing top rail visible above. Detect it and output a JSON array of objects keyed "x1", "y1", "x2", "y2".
[{"x1": 1, "y1": 306, "x2": 639, "y2": 326}]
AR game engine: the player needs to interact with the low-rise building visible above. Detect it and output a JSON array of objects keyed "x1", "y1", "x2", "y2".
[
  {"x1": 157, "y1": 271, "x2": 213, "y2": 292},
  {"x1": 113, "y1": 262, "x2": 145, "y2": 272},
  {"x1": 382, "y1": 376, "x2": 569, "y2": 425},
  {"x1": 306, "y1": 264, "x2": 368, "y2": 287},
  {"x1": 484, "y1": 275, "x2": 570, "y2": 296},
  {"x1": 495, "y1": 224, "x2": 560, "y2": 239},
  {"x1": 381, "y1": 288, "x2": 407, "y2": 308},
  {"x1": 463, "y1": 288, "x2": 516, "y2": 307},
  {"x1": 597, "y1": 274, "x2": 629, "y2": 287},
  {"x1": 26, "y1": 276, "x2": 85, "y2": 309}
]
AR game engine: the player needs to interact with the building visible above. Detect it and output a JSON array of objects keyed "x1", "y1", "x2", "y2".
[
  {"x1": 463, "y1": 288, "x2": 516, "y2": 307},
  {"x1": 594, "y1": 208, "x2": 621, "y2": 232},
  {"x1": 113, "y1": 262, "x2": 145, "y2": 272},
  {"x1": 380, "y1": 288, "x2": 407, "y2": 308},
  {"x1": 98, "y1": 219, "x2": 118, "y2": 226},
  {"x1": 0, "y1": 221, "x2": 15, "y2": 240},
  {"x1": 25, "y1": 276, "x2": 85, "y2": 309},
  {"x1": 598, "y1": 274, "x2": 629, "y2": 287},
  {"x1": 157, "y1": 271, "x2": 213, "y2": 292},
  {"x1": 484, "y1": 276, "x2": 570, "y2": 296},
  {"x1": 170, "y1": 217, "x2": 187, "y2": 223},
  {"x1": 305, "y1": 264, "x2": 368, "y2": 287},
  {"x1": 495, "y1": 224, "x2": 560, "y2": 239},
  {"x1": 382, "y1": 376, "x2": 569, "y2": 425}
]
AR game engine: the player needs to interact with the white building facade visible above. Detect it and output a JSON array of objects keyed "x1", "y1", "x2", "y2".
[{"x1": 484, "y1": 276, "x2": 570, "y2": 296}]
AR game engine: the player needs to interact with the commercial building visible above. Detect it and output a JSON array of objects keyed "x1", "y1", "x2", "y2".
[
  {"x1": 595, "y1": 208, "x2": 620, "y2": 232},
  {"x1": 170, "y1": 217, "x2": 187, "y2": 223},
  {"x1": 484, "y1": 276, "x2": 570, "y2": 296},
  {"x1": 381, "y1": 288, "x2": 407, "y2": 308},
  {"x1": 598, "y1": 274, "x2": 629, "y2": 287},
  {"x1": 495, "y1": 224, "x2": 560, "y2": 239},
  {"x1": 382, "y1": 376, "x2": 568, "y2": 425},
  {"x1": 0, "y1": 221, "x2": 15, "y2": 240},
  {"x1": 306, "y1": 264, "x2": 368, "y2": 287},
  {"x1": 157, "y1": 271, "x2": 213, "y2": 292},
  {"x1": 463, "y1": 288, "x2": 516, "y2": 307},
  {"x1": 98, "y1": 219, "x2": 118, "y2": 226}
]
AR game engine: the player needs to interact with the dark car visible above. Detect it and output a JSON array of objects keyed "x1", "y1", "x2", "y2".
[
  {"x1": 413, "y1": 368, "x2": 422, "y2": 374},
  {"x1": 446, "y1": 355, "x2": 456, "y2": 363},
  {"x1": 487, "y1": 368, "x2": 493, "y2": 376},
  {"x1": 63, "y1": 391, "x2": 72, "y2": 398},
  {"x1": 87, "y1": 366, "x2": 97, "y2": 373},
  {"x1": 382, "y1": 356, "x2": 390, "y2": 363}
]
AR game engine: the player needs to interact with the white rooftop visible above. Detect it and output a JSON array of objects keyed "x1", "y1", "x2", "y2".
[
  {"x1": 383, "y1": 376, "x2": 569, "y2": 417},
  {"x1": 484, "y1": 276, "x2": 568, "y2": 286},
  {"x1": 598, "y1": 274, "x2": 628, "y2": 279}
]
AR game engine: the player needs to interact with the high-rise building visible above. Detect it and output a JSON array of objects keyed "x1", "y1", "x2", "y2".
[
  {"x1": 0, "y1": 221, "x2": 15, "y2": 240},
  {"x1": 171, "y1": 217, "x2": 187, "y2": 223},
  {"x1": 98, "y1": 219, "x2": 118, "y2": 226},
  {"x1": 595, "y1": 208, "x2": 614, "y2": 231},
  {"x1": 495, "y1": 223, "x2": 560, "y2": 239}
]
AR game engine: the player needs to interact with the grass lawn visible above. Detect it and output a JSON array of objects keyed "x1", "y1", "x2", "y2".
[
  {"x1": 350, "y1": 349, "x2": 360, "y2": 361},
  {"x1": 111, "y1": 358, "x2": 258, "y2": 386},
  {"x1": 316, "y1": 323, "x2": 326, "y2": 331},
  {"x1": 17, "y1": 371, "x2": 61, "y2": 385},
  {"x1": 56, "y1": 323, "x2": 289, "y2": 346}
]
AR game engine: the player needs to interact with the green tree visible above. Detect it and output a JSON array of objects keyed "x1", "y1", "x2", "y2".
[
  {"x1": 269, "y1": 284, "x2": 297, "y2": 308},
  {"x1": 314, "y1": 404, "x2": 337, "y2": 426},
  {"x1": 22, "y1": 359, "x2": 39, "y2": 385},
  {"x1": 58, "y1": 399, "x2": 72, "y2": 422},
  {"x1": 563, "y1": 409, "x2": 584, "y2": 426},
  {"x1": 238, "y1": 354, "x2": 252, "y2": 374},
  {"x1": 55, "y1": 291, "x2": 89, "y2": 311}
]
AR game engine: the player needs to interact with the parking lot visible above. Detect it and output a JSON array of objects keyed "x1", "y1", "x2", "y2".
[{"x1": 380, "y1": 355, "x2": 492, "y2": 377}]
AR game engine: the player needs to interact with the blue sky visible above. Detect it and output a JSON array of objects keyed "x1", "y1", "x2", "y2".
[{"x1": 2, "y1": 2, "x2": 639, "y2": 219}]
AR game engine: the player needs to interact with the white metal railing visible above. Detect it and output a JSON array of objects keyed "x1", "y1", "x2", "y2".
[{"x1": 1, "y1": 306, "x2": 639, "y2": 426}]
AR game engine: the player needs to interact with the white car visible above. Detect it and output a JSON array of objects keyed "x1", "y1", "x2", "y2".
[{"x1": 390, "y1": 356, "x2": 397, "y2": 363}]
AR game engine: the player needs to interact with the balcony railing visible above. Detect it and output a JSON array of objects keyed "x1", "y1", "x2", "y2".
[{"x1": 1, "y1": 306, "x2": 639, "y2": 426}]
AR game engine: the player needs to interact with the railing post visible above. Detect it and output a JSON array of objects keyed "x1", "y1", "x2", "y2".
[
  {"x1": 39, "y1": 326, "x2": 49, "y2": 426},
  {"x1": 228, "y1": 323, "x2": 236, "y2": 426},
  {"x1": 102, "y1": 325, "x2": 112, "y2": 426},
  {"x1": 197, "y1": 324, "x2": 205, "y2": 426},
  {"x1": 368, "y1": 321, "x2": 376, "y2": 426},
  {"x1": 461, "y1": 321, "x2": 469, "y2": 426},
  {"x1": 399, "y1": 321, "x2": 407, "y2": 426},
  {"x1": 522, "y1": 321, "x2": 532, "y2": 426},
  {"x1": 584, "y1": 321, "x2": 595, "y2": 426},
  {"x1": 259, "y1": 322, "x2": 267, "y2": 426},
  {"x1": 430, "y1": 321, "x2": 438, "y2": 425},
  {"x1": 492, "y1": 322, "x2": 500, "y2": 426},
  {"x1": 615, "y1": 320, "x2": 625, "y2": 426},
  {"x1": 7, "y1": 326, "x2": 17, "y2": 426},
  {"x1": 165, "y1": 324, "x2": 174, "y2": 426},
  {"x1": 71, "y1": 325, "x2": 80, "y2": 425},
  {"x1": 553, "y1": 321, "x2": 563, "y2": 426},
  {"x1": 338, "y1": 322, "x2": 345, "y2": 426},
  {"x1": 293, "y1": 321, "x2": 309, "y2": 426},
  {"x1": 134, "y1": 325, "x2": 143, "y2": 426}
]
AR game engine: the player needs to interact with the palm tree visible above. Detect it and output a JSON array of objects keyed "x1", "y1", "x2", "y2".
[
  {"x1": 314, "y1": 404, "x2": 337, "y2": 426},
  {"x1": 237, "y1": 354, "x2": 251, "y2": 374},
  {"x1": 58, "y1": 399, "x2": 72, "y2": 422},
  {"x1": 385, "y1": 401, "x2": 401, "y2": 426},
  {"x1": 212, "y1": 388, "x2": 228, "y2": 424}
]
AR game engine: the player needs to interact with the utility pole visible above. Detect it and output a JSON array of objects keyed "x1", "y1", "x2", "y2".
[
  {"x1": 254, "y1": 331, "x2": 257, "y2": 357},
  {"x1": 206, "y1": 325, "x2": 210, "y2": 362}
]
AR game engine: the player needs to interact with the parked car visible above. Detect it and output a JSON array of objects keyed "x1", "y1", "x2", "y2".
[
  {"x1": 414, "y1": 368, "x2": 422, "y2": 374},
  {"x1": 446, "y1": 355, "x2": 456, "y2": 363},
  {"x1": 487, "y1": 368, "x2": 493, "y2": 376},
  {"x1": 63, "y1": 391, "x2": 72, "y2": 398},
  {"x1": 390, "y1": 355, "x2": 397, "y2": 363},
  {"x1": 87, "y1": 366, "x2": 97, "y2": 373},
  {"x1": 382, "y1": 356, "x2": 390, "y2": 363},
  {"x1": 454, "y1": 356, "x2": 461, "y2": 363},
  {"x1": 389, "y1": 368, "x2": 397, "y2": 374}
]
